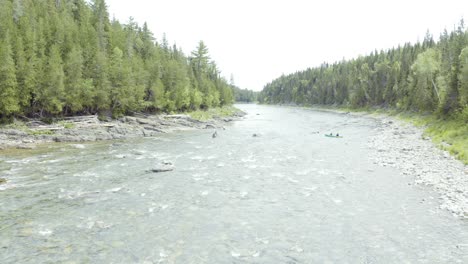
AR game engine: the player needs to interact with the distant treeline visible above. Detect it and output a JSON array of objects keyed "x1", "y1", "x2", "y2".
[
  {"x1": 259, "y1": 20, "x2": 468, "y2": 118},
  {"x1": 232, "y1": 86, "x2": 258, "y2": 103},
  {"x1": 0, "y1": 0, "x2": 234, "y2": 121}
]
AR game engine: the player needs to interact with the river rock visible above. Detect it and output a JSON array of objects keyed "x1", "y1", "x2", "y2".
[
  {"x1": 53, "y1": 135, "x2": 83, "y2": 142},
  {"x1": 0, "y1": 178, "x2": 6, "y2": 184},
  {"x1": 136, "y1": 118, "x2": 151, "y2": 125},
  {"x1": 165, "y1": 114, "x2": 191, "y2": 120},
  {"x1": 109, "y1": 126, "x2": 128, "y2": 135},
  {"x1": 124, "y1": 116, "x2": 137, "y2": 124},
  {"x1": 150, "y1": 161, "x2": 174, "y2": 173},
  {"x1": 143, "y1": 126, "x2": 165, "y2": 133}
]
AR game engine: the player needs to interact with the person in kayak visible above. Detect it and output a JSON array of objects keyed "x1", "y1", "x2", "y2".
[{"x1": 336, "y1": 133, "x2": 340, "y2": 137}]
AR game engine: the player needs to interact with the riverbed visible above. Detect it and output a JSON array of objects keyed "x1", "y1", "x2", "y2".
[{"x1": 0, "y1": 104, "x2": 467, "y2": 263}]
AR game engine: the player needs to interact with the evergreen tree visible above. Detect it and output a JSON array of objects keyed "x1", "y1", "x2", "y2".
[
  {"x1": 39, "y1": 44, "x2": 65, "y2": 115},
  {"x1": 64, "y1": 47, "x2": 94, "y2": 113},
  {"x1": 0, "y1": 32, "x2": 20, "y2": 118}
]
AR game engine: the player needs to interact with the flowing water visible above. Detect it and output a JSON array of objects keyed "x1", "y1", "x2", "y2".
[{"x1": 0, "y1": 104, "x2": 467, "y2": 263}]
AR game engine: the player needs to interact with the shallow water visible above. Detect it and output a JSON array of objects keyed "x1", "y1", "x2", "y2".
[{"x1": 0, "y1": 104, "x2": 467, "y2": 263}]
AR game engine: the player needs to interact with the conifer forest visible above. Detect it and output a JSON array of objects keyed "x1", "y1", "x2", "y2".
[
  {"x1": 0, "y1": 0, "x2": 235, "y2": 121},
  {"x1": 259, "y1": 21, "x2": 468, "y2": 120}
]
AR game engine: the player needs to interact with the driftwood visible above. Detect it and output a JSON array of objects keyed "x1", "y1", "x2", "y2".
[
  {"x1": 63, "y1": 115, "x2": 99, "y2": 124},
  {"x1": 33, "y1": 126, "x2": 63, "y2": 131}
]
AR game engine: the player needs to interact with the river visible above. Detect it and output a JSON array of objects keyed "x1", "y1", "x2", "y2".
[{"x1": 0, "y1": 104, "x2": 467, "y2": 263}]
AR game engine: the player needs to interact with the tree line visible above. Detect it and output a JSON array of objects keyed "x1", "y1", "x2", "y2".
[
  {"x1": 0, "y1": 0, "x2": 234, "y2": 122},
  {"x1": 259, "y1": 20, "x2": 468, "y2": 119},
  {"x1": 231, "y1": 86, "x2": 258, "y2": 103}
]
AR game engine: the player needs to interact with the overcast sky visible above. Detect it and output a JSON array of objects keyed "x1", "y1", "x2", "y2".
[{"x1": 105, "y1": 0, "x2": 467, "y2": 91}]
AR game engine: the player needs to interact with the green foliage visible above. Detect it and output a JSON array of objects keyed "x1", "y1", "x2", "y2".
[
  {"x1": 0, "y1": 0, "x2": 234, "y2": 121},
  {"x1": 421, "y1": 116, "x2": 468, "y2": 165}
]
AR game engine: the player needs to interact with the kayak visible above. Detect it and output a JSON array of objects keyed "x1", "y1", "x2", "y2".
[{"x1": 325, "y1": 134, "x2": 343, "y2": 138}]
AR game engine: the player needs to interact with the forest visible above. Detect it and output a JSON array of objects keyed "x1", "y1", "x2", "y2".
[
  {"x1": 231, "y1": 86, "x2": 258, "y2": 103},
  {"x1": 259, "y1": 21, "x2": 468, "y2": 119},
  {"x1": 0, "y1": 0, "x2": 235, "y2": 122}
]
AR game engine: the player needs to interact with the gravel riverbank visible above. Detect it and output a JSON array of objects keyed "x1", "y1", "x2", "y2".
[
  {"x1": 0, "y1": 111, "x2": 245, "y2": 150},
  {"x1": 367, "y1": 116, "x2": 467, "y2": 219}
]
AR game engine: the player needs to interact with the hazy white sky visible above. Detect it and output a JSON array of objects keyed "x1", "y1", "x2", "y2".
[{"x1": 105, "y1": 0, "x2": 467, "y2": 91}]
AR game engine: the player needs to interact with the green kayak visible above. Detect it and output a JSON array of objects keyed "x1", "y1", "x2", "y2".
[{"x1": 325, "y1": 134, "x2": 343, "y2": 138}]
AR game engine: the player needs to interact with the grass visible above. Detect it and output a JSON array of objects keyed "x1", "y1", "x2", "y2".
[
  {"x1": 187, "y1": 106, "x2": 241, "y2": 121},
  {"x1": 396, "y1": 113, "x2": 468, "y2": 165},
  {"x1": 57, "y1": 121, "x2": 75, "y2": 129},
  {"x1": 3, "y1": 120, "x2": 28, "y2": 130},
  {"x1": 26, "y1": 129, "x2": 56, "y2": 136},
  {"x1": 363, "y1": 108, "x2": 467, "y2": 165}
]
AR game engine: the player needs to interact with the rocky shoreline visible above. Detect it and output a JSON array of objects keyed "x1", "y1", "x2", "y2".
[
  {"x1": 0, "y1": 110, "x2": 246, "y2": 150},
  {"x1": 367, "y1": 116, "x2": 467, "y2": 219}
]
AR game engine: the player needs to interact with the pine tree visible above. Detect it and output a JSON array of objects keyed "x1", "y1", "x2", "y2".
[
  {"x1": 191, "y1": 41, "x2": 210, "y2": 74},
  {"x1": 64, "y1": 47, "x2": 94, "y2": 113},
  {"x1": 91, "y1": 0, "x2": 110, "y2": 52},
  {"x1": 0, "y1": 32, "x2": 20, "y2": 118},
  {"x1": 109, "y1": 47, "x2": 134, "y2": 115},
  {"x1": 39, "y1": 44, "x2": 65, "y2": 115}
]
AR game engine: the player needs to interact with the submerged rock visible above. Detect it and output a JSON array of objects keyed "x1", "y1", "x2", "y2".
[
  {"x1": 150, "y1": 161, "x2": 174, "y2": 173},
  {"x1": 0, "y1": 178, "x2": 6, "y2": 184}
]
